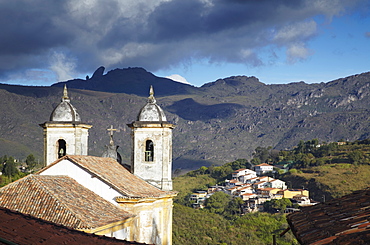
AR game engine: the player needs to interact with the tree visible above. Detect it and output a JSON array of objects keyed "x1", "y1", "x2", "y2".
[
  {"x1": 295, "y1": 140, "x2": 305, "y2": 154},
  {"x1": 26, "y1": 154, "x2": 37, "y2": 170},
  {"x1": 3, "y1": 157, "x2": 19, "y2": 177},
  {"x1": 263, "y1": 198, "x2": 292, "y2": 213},
  {"x1": 348, "y1": 150, "x2": 364, "y2": 165},
  {"x1": 204, "y1": 191, "x2": 230, "y2": 214},
  {"x1": 253, "y1": 146, "x2": 272, "y2": 163},
  {"x1": 225, "y1": 197, "x2": 244, "y2": 217},
  {"x1": 230, "y1": 159, "x2": 249, "y2": 170}
]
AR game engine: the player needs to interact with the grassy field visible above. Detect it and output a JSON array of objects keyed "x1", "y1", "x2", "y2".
[{"x1": 294, "y1": 164, "x2": 370, "y2": 198}]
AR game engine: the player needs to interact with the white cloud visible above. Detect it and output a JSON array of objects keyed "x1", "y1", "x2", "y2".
[
  {"x1": 49, "y1": 51, "x2": 77, "y2": 82},
  {"x1": 273, "y1": 20, "x2": 317, "y2": 43},
  {"x1": 286, "y1": 42, "x2": 313, "y2": 64}
]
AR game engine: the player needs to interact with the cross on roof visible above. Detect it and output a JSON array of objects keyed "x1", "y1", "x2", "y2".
[
  {"x1": 107, "y1": 125, "x2": 119, "y2": 145},
  {"x1": 107, "y1": 125, "x2": 118, "y2": 136}
]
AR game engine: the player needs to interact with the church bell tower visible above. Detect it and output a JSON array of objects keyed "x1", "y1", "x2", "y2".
[
  {"x1": 127, "y1": 86, "x2": 175, "y2": 191},
  {"x1": 40, "y1": 85, "x2": 92, "y2": 166}
]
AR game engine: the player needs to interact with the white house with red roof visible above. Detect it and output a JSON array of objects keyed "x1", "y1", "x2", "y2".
[
  {"x1": 232, "y1": 168, "x2": 257, "y2": 179},
  {"x1": 267, "y1": 179, "x2": 287, "y2": 189},
  {"x1": 254, "y1": 163, "x2": 274, "y2": 175}
]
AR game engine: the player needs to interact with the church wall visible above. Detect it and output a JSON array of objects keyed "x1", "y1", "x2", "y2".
[
  {"x1": 87, "y1": 218, "x2": 134, "y2": 240},
  {"x1": 112, "y1": 226, "x2": 131, "y2": 240},
  {"x1": 39, "y1": 159, "x2": 121, "y2": 204},
  {"x1": 117, "y1": 196, "x2": 174, "y2": 245}
]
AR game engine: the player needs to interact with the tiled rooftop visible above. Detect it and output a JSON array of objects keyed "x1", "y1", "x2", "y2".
[
  {"x1": 0, "y1": 207, "x2": 148, "y2": 245},
  {"x1": 255, "y1": 163, "x2": 272, "y2": 167},
  {"x1": 287, "y1": 188, "x2": 370, "y2": 245},
  {"x1": 39, "y1": 155, "x2": 175, "y2": 199},
  {"x1": 0, "y1": 175, "x2": 133, "y2": 229}
]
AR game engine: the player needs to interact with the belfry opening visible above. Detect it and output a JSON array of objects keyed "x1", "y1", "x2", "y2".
[
  {"x1": 57, "y1": 139, "x2": 66, "y2": 158},
  {"x1": 145, "y1": 140, "x2": 154, "y2": 161}
]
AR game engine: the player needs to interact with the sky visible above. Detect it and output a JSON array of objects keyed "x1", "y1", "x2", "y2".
[{"x1": 0, "y1": 0, "x2": 369, "y2": 87}]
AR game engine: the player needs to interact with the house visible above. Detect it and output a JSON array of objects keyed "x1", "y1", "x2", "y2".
[
  {"x1": 256, "y1": 188, "x2": 282, "y2": 198},
  {"x1": 277, "y1": 189, "x2": 309, "y2": 199},
  {"x1": 225, "y1": 178, "x2": 243, "y2": 188},
  {"x1": 252, "y1": 180, "x2": 268, "y2": 189},
  {"x1": 190, "y1": 191, "x2": 208, "y2": 203},
  {"x1": 227, "y1": 186, "x2": 240, "y2": 195},
  {"x1": 273, "y1": 161, "x2": 293, "y2": 173},
  {"x1": 237, "y1": 185, "x2": 254, "y2": 195},
  {"x1": 246, "y1": 176, "x2": 273, "y2": 185},
  {"x1": 238, "y1": 173, "x2": 257, "y2": 183},
  {"x1": 240, "y1": 193, "x2": 258, "y2": 201},
  {"x1": 232, "y1": 168, "x2": 257, "y2": 181},
  {"x1": 291, "y1": 194, "x2": 311, "y2": 206},
  {"x1": 0, "y1": 86, "x2": 176, "y2": 245},
  {"x1": 207, "y1": 185, "x2": 224, "y2": 193},
  {"x1": 254, "y1": 163, "x2": 274, "y2": 175},
  {"x1": 266, "y1": 179, "x2": 287, "y2": 189}
]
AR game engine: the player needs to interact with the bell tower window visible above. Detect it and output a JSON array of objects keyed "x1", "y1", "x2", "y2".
[
  {"x1": 145, "y1": 140, "x2": 154, "y2": 161},
  {"x1": 58, "y1": 139, "x2": 66, "y2": 158}
]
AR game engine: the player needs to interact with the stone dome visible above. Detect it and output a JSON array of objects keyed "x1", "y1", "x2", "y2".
[
  {"x1": 137, "y1": 86, "x2": 167, "y2": 122},
  {"x1": 50, "y1": 85, "x2": 81, "y2": 122}
]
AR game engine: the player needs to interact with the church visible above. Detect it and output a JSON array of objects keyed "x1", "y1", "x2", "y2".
[{"x1": 0, "y1": 85, "x2": 177, "y2": 245}]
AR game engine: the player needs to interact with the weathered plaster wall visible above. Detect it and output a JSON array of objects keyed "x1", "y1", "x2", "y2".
[
  {"x1": 131, "y1": 125, "x2": 173, "y2": 190},
  {"x1": 117, "y1": 196, "x2": 174, "y2": 245}
]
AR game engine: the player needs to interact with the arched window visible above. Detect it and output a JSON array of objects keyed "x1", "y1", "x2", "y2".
[
  {"x1": 145, "y1": 140, "x2": 154, "y2": 161},
  {"x1": 58, "y1": 139, "x2": 66, "y2": 158}
]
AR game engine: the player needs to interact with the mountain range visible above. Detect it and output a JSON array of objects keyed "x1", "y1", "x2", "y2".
[{"x1": 1, "y1": 67, "x2": 370, "y2": 171}]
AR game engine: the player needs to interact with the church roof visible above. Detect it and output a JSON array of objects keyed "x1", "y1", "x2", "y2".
[
  {"x1": 0, "y1": 207, "x2": 145, "y2": 245},
  {"x1": 287, "y1": 188, "x2": 370, "y2": 244},
  {"x1": 0, "y1": 175, "x2": 133, "y2": 230},
  {"x1": 39, "y1": 155, "x2": 174, "y2": 199},
  {"x1": 137, "y1": 86, "x2": 167, "y2": 122},
  {"x1": 50, "y1": 85, "x2": 81, "y2": 122}
]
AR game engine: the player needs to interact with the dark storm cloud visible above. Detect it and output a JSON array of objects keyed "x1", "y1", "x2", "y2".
[{"x1": 0, "y1": 0, "x2": 366, "y2": 82}]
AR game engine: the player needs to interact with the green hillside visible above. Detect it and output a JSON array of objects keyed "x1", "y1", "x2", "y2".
[{"x1": 172, "y1": 139, "x2": 370, "y2": 244}]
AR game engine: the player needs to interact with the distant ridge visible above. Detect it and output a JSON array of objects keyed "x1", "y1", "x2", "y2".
[
  {"x1": 1, "y1": 68, "x2": 370, "y2": 171},
  {"x1": 52, "y1": 66, "x2": 198, "y2": 97}
]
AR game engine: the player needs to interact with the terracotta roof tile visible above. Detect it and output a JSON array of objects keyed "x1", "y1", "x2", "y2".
[
  {"x1": 229, "y1": 179, "x2": 240, "y2": 183},
  {"x1": 287, "y1": 187, "x2": 370, "y2": 245},
  {"x1": 0, "y1": 175, "x2": 133, "y2": 229},
  {"x1": 39, "y1": 155, "x2": 175, "y2": 199},
  {"x1": 255, "y1": 163, "x2": 273, "y2": 167},
  {"x1": 0, "y1": 207, "x2": 148, "y2": 245}
]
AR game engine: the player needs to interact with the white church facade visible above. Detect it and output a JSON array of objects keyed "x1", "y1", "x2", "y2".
[{"x1": 0, "y1": 85, "x2": 177, "y2": 245}]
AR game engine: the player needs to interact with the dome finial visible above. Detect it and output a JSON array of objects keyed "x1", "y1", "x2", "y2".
[
  {"x1": 137, "y1": 86, "x2": 167, "y2": 121},
  {"x1": 62, "y1": 84, "x2": 70, "y2": 102},
  {"x1": 148, "y1": 85, "x2": 156, "y2": 104}
]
